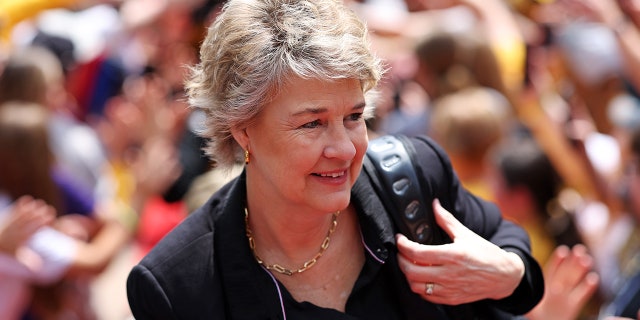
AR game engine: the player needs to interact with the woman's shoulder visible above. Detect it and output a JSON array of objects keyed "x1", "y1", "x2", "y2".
[
  {"x1": 406, "y1": 135, "x2": 452, "y2": 168},
  {"x1": 127, "y1": 178, "x2": 243, "y2": 319},
  {"x1": 396, "y1": 134, "x2": 457, "y2": 189},
  {"x1": 127, "y1": 204, "x2": 222, "y2": 318}
]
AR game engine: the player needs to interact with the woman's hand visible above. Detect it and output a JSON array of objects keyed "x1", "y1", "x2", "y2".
[{"x1": 396, "y1": 199, "x2": 525, "y2": 305}]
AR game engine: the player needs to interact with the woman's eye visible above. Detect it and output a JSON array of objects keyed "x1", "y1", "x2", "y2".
[
  {"x1": 347, "y1": 113, "x2": 364, "y2": 122},
  {"x1": 301, "y1": 119, "x2": 321, "y2": 129}
]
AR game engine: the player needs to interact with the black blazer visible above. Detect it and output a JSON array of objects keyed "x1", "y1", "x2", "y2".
[{"x1": 127, "y1": 135, "x2": 543, "y2": 319}]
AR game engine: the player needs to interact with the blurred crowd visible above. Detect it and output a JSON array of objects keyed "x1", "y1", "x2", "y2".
[{"x1": 0, "y1": 0, "x2": 640, "y2": 319}]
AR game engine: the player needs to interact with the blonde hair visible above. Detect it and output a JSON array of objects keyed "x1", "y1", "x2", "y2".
[
  {"x1": 186, "y1": 0, "x2": 383, "y2": 169},
  {"x1": 430, "y1": 86, "x2": 509, "y2": 159}
]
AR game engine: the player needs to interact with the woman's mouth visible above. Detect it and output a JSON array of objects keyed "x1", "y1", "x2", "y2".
[{"x1": 314, "y1": 171, "x2": 345, "y2": 178}]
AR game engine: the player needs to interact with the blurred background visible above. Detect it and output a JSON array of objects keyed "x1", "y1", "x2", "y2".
[{"x1": 1, "y1": 0, "x2": 640, "y2": 319}]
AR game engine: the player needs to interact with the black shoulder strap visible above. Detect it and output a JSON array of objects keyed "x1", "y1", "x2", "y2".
[
  {"x1": 364, "y1": 134, "x2": 440, "y2": 244},
  {"x1": 365, "y1": 135, "x2": 517, "y2": 319}
]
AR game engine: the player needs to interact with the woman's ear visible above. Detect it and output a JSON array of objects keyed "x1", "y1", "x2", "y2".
[{"x1": 230, "y1": 127, "x2": 250, "y2": 150}]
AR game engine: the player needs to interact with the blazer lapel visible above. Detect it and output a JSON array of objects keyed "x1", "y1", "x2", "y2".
[{"x1": 216, "y1": 172, "x2": 286, "y2": 319}]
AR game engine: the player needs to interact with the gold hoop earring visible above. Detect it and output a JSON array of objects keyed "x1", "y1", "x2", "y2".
[{"x1": 244, "y1": 149, "x2": 250, "y2": 164}]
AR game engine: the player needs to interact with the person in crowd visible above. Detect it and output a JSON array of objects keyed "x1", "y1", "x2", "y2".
[
  {"x1": 0, "y1": 101, "x2": 124, "y2": 320},
  {"x1": 413, "y1": 30, "x2": 508, "y2": 104},
  {"x1": 560, "y1": 0, "x2": 640, "y2": 95},
  {"x1": 490, "y1": 135, "x2": 602, "y2": 319},
  {"x1": 406, "y1": 0, "x2": 525, "y2": 95},
  {"x1": 534, "y1": 7, "x2": 640, "y2": 302},
  {"x1": 0, "y1": 100, "x2": 178, "y2": 319},
  {"x1": 599, "y1": 127, "x2": 640, "y2": 319},
  {"x1": 406, "y1": 9, "x2": 516, "y2": 141},
  {"x1": 126, "y1": 0, "x2": 544, "y2": 318},
  {"x1": 491, "y1": 136, "x2": 584, "y2": 264},
  {"x1": 428, "y1": 86, "x2": 511, "y2": 201},
  {"x1": 0, "y1": 45, "x2": 108, "y2": 199}
]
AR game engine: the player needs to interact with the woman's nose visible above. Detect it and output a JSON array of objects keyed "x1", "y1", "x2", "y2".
[{"x1": 324, "y1": 124, "x2": 356, "y2": 160}]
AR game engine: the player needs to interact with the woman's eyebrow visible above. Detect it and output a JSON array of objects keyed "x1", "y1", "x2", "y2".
[
  {"x1": 352, "y1": 102, "x2": 366, "y2": 111},
  {"x1": 291, "y1": 107, "x2": 327, "y2": 117},
  {"x1": 291, "y1": 101, "x2": 366, "y2": 117}
]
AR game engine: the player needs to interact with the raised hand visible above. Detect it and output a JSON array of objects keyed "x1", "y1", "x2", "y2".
[
  {"x1": 0, "y1": 196, "x2": 55, "y2": 255},
  {"x1": 527, "y1": 244, "x2": 599, "y2": 320}
]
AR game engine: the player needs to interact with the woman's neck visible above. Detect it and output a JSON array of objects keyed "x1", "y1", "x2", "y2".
[
  {"x1": 250, "y1": 205, "x2": 364, "y2": 311},
  {"x1": 245, "y1": 202, "x2": 341, "y2": 269}
]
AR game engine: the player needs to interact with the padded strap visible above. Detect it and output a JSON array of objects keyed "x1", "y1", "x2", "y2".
[{"x1": 365, "y1": 134, "x2": 440, "y2": 244}]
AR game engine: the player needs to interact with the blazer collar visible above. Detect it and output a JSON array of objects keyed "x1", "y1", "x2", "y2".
[{"x1": 215, "y1": 169, "x2": 396, "y2": 319}]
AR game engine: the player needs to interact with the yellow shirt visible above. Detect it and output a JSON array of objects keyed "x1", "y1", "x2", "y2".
[
  {"x1": 0, "y1": 0, "x2": 79, "y2": 40},
  {"x1": 524, "y1": 221, "x2": 556, "y2": 267},
  {"x1": 462, "y1": 179, "x2": 495, "y2": 203},
  {"x1": 107, "y1": 160, "x2": 136, "y2": 204}
]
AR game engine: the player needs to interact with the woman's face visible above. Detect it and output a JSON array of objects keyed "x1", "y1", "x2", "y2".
[{"x1": 243, "y1": 77, "x2": 368, "y2": 213}]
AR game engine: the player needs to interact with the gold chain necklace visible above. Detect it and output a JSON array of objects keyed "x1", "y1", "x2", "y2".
[{"x1": 244, "y1": 207, "x2": 339, "y2": 276}]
